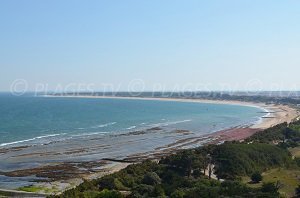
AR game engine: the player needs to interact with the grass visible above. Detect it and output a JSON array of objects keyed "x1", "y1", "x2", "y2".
[
  {"x1": 242, "y1": 168, "x2": 300, "y2": 197},
  {"x1": 289, "y1": 146, "x2": 300, "y2": 158},
  {"x1": 0, "y1": 191, "x2": 13, "y2": 197},
  {"x1": 18, "y1": 185, "x2": 44, "y2": 192},
  {"x1": 17, "y1": 185, "x2": 54, "y2": 193},
  {"x1": 241, "y1": 177, "x2": 261, "y2": 188}
]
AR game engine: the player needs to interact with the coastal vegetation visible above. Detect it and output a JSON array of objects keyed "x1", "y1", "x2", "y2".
[
  {"x1": 17, "y1": 185, "x2": 55, "y2": 194},
  {"x1": 244, "y1": 168, "x2": 300, "y2": 197},
  {"x1": 51, "y1": 120, "x2": 300, "y2": 198},
  {"x1": 246, "y1": 121, "x2": 300, "y2": 147},
  {"x1": 251, "y1": 172, "x2": 262, "y2": 184}
]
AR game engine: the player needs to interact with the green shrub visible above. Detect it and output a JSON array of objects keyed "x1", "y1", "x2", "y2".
[
  {"x1": 142, "y1": 172, "x2": 161, "y2": 185},
  {"x1": 251, "y1": 171, "x2": 262, "y2": 183},
  {"x1": 97, "y1": 189, "x2": 123, "y2": 198}
]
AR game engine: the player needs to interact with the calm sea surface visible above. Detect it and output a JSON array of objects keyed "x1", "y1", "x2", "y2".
[
  {"x1": 0, "y1": 93, "x2": 267, "y2": 189},
  {"x1": 0, "y1": 93, "x2": 263, "y2": 148}
]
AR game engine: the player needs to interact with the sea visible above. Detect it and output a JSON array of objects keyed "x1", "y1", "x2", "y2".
[
  {"x1": 0, "y1": 93, "x2": 263, "y2": 148},
  {"x1": 0, "y1": 93, "x2": 266, "y2": 189}
]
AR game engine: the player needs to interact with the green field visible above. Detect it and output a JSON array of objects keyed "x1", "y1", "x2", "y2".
[
  {"x1": 17, "y1": 185, "x2": 56, "y2": 194},
  {"x1": 243, "y1": 168, "x2": 300, "y2": 197}
]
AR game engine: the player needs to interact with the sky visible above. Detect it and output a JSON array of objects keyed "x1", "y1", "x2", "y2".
[{"x1": 1, "y1": 0, "x2": 300, "y2": 92}]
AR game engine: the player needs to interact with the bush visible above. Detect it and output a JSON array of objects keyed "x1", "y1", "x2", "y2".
[
  {"x1": 142, "y1": 172, "x2": 161, "y2": 185},
  {"x1": 251, "y1": 172, "x2": 262, "y2": 183},
  {"x1": 132, "y1": 184, "x2": 154, "y2": 196},
  {"x1": 170, "y1": 190, "x2": 185, "y2": 198},
  {"x1": 82, "y1": 191, "x2": 101, "y2": 198},
  {"x1": 261, "y1": 182, "x2": 279, "y2": 195},
  {"x1": 98, "y1": 175, "x2": 116, "y2": 190},
  {"x1": 113, "y1": 178, "x2": 129, "y2": 191},
  {"x1": 97, "y1": 189, "x2": 123, "y2": 198},
  {"x1": 151, "y1": 185, "x2": 166, "y2": 197},
  {"x1": 212, "y1": 142, "x2": 291, "y2": 179},
  {"x1": 295, "y1": 157, "x2": 300, "y2": 167}
]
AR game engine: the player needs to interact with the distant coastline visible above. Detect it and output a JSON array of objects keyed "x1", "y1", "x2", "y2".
[{"x1": 44, "y1": 94, "x2": 299, "y2": 130}]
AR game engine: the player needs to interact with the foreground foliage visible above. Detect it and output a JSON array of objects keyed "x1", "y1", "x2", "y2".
[{"x1": 51, "y1": 121, "x2": 300, "y2": 198}]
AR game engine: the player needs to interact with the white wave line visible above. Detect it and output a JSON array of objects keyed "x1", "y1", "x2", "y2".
[
  {"x1": 91, "y1": 122, "x2": 117, "y2": 129},
  {"x1": 126, "y1": 126, "x2": 137, "y2": 130},
  {"x1": 150, "y1": 119, "x2": 192, "y2": 127},
  {"x1": 0, "y1": 133, "x2": 62, "y2": 147}
]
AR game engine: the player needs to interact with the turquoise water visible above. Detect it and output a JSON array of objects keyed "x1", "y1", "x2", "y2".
[
  {"x1": 0, "y1": 93, "x2": 266, "y2": 189},
  {"x1": 0, "y1": 93, "x2": 263, "y2": 148}
]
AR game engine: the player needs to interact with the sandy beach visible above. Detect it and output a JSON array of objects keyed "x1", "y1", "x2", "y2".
[
  {"x1": 1, "y1": 95, "x2": 299, "y2": 195},
  {"x1": 44, "y1": 95, "x2": 300, "y2": 147},
  {"x1": 46, "y1": 95, "x2": 300, "y2": 130}
]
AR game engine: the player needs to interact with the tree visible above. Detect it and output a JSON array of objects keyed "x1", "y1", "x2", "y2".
[
  {"x1": 142, "y1": 172, "x2": 161, "y2": 185},
  {"x1": 170, "y1": 190, "x2": 185, "y2": 198},
  {"x1": 294, "y1": 157, "x2": 300, "y2": 167},
  {"x1": 161, "y1": 150, "x2": 202, "y2": 177},
  {"x1": 251, "y1": 172, "x2": 262, "y2": 183},
  {"x1": 151, "y1": 185, "x2": 166, "y2": 197},
  {"x1": 97, "y1": 189, "x2": 123, "y2": 198},
  {"x1": 132, "y1": 184, "x2": 154, "y2": 196},
  {"x1": 98, "y1": 175, "x2": 116, "y2": 190}
]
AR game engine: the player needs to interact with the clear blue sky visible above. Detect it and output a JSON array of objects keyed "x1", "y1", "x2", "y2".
[{"x1": 1, "y1": 0, "x2": 300, "y2": 92}]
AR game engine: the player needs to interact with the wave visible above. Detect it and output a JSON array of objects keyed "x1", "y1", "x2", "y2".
[
  {"x1": 91, "y1": 122, "x2": 116, "y2": 129},
  {"x1": 253, "y1": 107, "x2": 270, "y2": 126},
  {"x1": 71, "y1": 131, "x2": 109, "y2": 137},
  {"x1": 127, "y1": 126, "x2": 137, "y2": 130},
  {"x1": 0, "y1": 133, "x2": 62, "y2": 147},
  {"x1": 150, "y1": 119, "x2": 192, "y2": 127}
]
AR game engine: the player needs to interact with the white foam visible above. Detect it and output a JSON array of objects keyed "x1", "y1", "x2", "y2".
[
  {"x1": 91, "y1": 122, "x2": 116, "y2": 129},
  {"x1": 127, "y1": 126, "x2": 137, "y2": 130},
  {"x1": 254, "y1": 107, "x2": 270, "y2": 125},
  {"x1": 150, "y1": 119, "x2": 192, "y2": 127},
  {"x1": 0, "y1": 134, "x2": 61, "y2": 147}
]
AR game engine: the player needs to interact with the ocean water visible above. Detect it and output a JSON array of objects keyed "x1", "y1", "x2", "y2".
[
  {"x1": 0, "y1": 93, "x2": 267, "y2": 189},
  {"x1": 0, "y1": 93, "x2": 263, "y2": 148}
]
